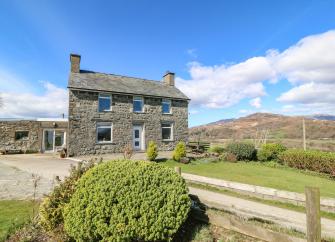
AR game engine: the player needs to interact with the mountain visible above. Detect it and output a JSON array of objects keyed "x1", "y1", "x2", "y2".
[
  {"x1": 189, "y1": 112, "x2": 335, "y2": 141},
  {"x1": 305, "y1": 114, "x2": 335, "y2": 121}
]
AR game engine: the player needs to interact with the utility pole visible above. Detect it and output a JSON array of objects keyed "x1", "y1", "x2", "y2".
[{"x1": 303, "y1": 118, "x2": 306, "y2": 151}]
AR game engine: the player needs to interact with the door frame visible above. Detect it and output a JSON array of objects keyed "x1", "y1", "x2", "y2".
[
  {"x1": 132, "y1": 124, "x2": 145, "y2": 151},
  {"x1": 42, "y1": 129, "x2": 66, "y2": 153}
]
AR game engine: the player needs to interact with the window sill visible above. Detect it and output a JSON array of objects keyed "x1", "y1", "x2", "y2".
[
  {"x1": 133, "y1": 111, "x2": 145, "y2": 114},
  {"x1": 162, "y1": 113, "x2": 173, "y2": 115},
  {"x1": 96, "y1": 142, "x2": 115, "y2": 145},
  {"x1": 162, "y1": 139, "x2": 174, "y2": 142},
  {"x1": 99, "y1": 110, "x2": 113, "y2": 113}
]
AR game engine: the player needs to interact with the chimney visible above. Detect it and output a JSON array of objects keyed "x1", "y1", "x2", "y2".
[
  {"x1": 70, "y1": 54, "x2": 81, "y2": 73},
  {"x1": 163, "y1": 71, "x2": 175, "y2": 86}
]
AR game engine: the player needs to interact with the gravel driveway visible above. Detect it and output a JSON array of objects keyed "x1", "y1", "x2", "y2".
[
  {"x1": 0, "y1": 154, "x2": 78, "y2": 199},
  {"x1": 0, "y1": 152, "x2": 173, "y2": 200}
]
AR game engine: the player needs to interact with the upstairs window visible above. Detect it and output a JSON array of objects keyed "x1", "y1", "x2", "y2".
[
  {"x1": 162, "y1": 123, "x2": 173, "y2": 141},
  {"x1": 96, "y1": 122, "x2": 112, "y2": 143},
  {"x1": 133, "y1": 96, "x2": 144, "y2": 113},
  {"x1": 162, "y1": 99, "x2": 171, "y2": 114},
  {"x1": 15, "y1": 131, "x2": 29, "y2": 141},
  {"x1": 98, "y1": 94, "x2": 112, "y2": 112}
]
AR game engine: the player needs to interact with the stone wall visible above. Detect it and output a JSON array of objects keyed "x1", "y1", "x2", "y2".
[
  {"x1": 68, "y1": 90, "x2": 189, "y2": 156},
  {"x1": 0, "y1": 121, "x2": 41, "y2": 152},
  {"x1": 0, "y1": 121, "x2": 69, "y2": 153}
]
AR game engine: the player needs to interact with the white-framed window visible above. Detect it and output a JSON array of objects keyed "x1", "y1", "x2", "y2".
[
  {"x1": 133, "y1": 96, "x2": 144, "y2": 113},
  {"x1": 161, "y1": 123, "x2": 173, "y2": 141},
  {"x1": 96, "y1": 122, "x2": 113, "y2": 143},
  {"x1": 98, "y1": 93, "x2": 112, "y2": 112},
  {"x1": 162, "y1": 99, "x2": 171, "y2": 114}
]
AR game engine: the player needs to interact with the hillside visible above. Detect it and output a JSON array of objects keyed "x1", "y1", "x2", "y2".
[{"x1": 190, "y1": 113, "x2": 335, "y2": 141}]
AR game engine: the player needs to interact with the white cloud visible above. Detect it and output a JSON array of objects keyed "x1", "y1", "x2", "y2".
[
  {"x1": 186, "y1": 49, "x2": 198, "y2": 58},
  {"x1": 0, "y1": 81, "x2": 68, "y2": 118},
  {"x1": 177, "y1": 57, "x2": 274, "y2": 108},
  {"x1": 277, "y1": 82, "x2": 335, "y2": 104},
  {"x1": 189, "y1": 109, "x2": 199, "y2": 115},
  {"x1": 271, "y1": 30, "x2": 335, "y2": 84},
  {"x1": 178, "y1": 30, "x2": 335, "y2": 113},
  {"x1": 249, "y1": 97, "x2": 262, "y2": 108}
]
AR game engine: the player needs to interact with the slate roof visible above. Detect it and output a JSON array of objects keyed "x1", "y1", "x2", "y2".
[{"x1": 68, "y1": 70, "x2": 189, "y2": 100}]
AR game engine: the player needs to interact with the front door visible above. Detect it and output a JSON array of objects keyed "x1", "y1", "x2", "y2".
[{"x1": 133, "y1": 125, "x2": 143, "y2": 150}]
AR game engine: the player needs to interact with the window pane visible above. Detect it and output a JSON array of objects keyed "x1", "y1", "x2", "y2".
[
  {"x1": 162, "y1": 123, "x2": 171, "y2": 128},
  {"x1": 15, "y1": 131, "x2": 29, "y2": 140},
  {"x1": 97, "y1": 127, "x2": 111, "y2": 142},
  {"x1": 134, "y1": 129, "x2": 139, "y2": 138},
  {"x1": 162, "y1": 127, "x2": 171, "y2": 140},
  {"x1": 133, "y1": 100, "x2": 143, "y2": 112},
  {"x1": 99, "y1": 96, "x2": 111, "y2": 112},
  {"x1": 162, "y1": 102, "x2": 170, "y2": 113}
]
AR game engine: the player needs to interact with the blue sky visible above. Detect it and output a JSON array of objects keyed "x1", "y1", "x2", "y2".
[{"x1": 0, "y1": 0, "x2": 335, "y2": 126}]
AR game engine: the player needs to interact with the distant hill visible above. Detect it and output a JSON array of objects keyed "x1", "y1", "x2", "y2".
[
  {"x1": 190, "y1": 113, "x2": 335, "y2": 141},
  {"x1": 305, "y1": 114, "x2": 335, "y2": 121}
]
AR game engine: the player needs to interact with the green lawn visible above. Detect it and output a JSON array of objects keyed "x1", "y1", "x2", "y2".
[
  {"x1": 0, "y1": 200, "x2": 37, "y2": 241},
  {"x1": 161, "y1": 160, "x2": 335, "y2": 198}
]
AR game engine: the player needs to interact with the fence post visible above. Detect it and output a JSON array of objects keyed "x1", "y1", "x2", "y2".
[
  {"x1": 305, "y1": 186, "x2": 321, "y2": 242},
  {"x1": 175, "y1": 166, "x2": 181, "y2": 175}
]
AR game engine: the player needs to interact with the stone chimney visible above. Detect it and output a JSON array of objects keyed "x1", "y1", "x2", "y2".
[
  {"x1": 70, "y1": 54, "x2": 81, "y2": 73},
  {"x1": 163, "y1": 71, "x2": 175, "y2": 86}
]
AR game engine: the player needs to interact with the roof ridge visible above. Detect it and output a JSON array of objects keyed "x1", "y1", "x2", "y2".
[{"x1": 80, "y1": 69, "x2": 166, "y2": 86}]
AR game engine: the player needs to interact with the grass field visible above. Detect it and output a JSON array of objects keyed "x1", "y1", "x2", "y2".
[
  {"x1": 161, "y1": 160, "x2": 335, "y2": 198},
  {"x1": 0, "y1": 200, "x2": 37, "y2": 241}
]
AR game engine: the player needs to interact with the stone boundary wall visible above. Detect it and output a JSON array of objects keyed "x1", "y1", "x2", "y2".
[{"x1": 183, "y1": 173, "x2": 335, "y2": 213}]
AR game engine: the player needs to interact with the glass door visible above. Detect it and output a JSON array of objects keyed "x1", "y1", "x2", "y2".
[{"x1": 44, "y1": 130, "x2": 54, "y2": 152}]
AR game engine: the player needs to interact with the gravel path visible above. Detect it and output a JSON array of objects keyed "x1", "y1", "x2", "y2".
[
  {"x1": 0, "y1": 162, "x2": 55, "y2": 200},
  {"x1": 189, "y1": 187, "x2": 335, "y2": 239}
]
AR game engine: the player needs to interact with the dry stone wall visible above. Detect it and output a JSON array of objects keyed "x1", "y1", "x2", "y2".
[{"x1": 0, "y1": 121, "x2": 40, "y2": 153}]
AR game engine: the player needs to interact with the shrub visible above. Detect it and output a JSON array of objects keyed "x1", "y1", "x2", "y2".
[
  {"x1": 63, "y1": 160, "x2": 191, "y2": 241},
  {"x1": 279, "y1": 149, "x2": 335, "y2": 177},
  {"x1": 173, "y1": 141, "x2": 187, "y2": 162},
  {"x1": 123, "y1": 143, "x2": 133, "y2": 159},
  {"x1": 257, "y1": 143, "x2": 286, "y2": 162},
  {"x1": 39, "y1": 159, "x2": 99, "y2": 233},
  {"x1": 225, "y1": 152, "x2": 238, "y2": 162},
  {"x1": 208, "y1": 145, "x2": 225, "y2": 154},
  {"x1": 225, "y1": 142, "x2": 256, "y2": 161},
  {"x1": 146, "y1": 141, "x2": 158, "y2": 161}
]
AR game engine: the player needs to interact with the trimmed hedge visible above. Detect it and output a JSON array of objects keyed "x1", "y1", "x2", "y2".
[
  {"x1": 279, "y1": 149, "x2": 335, "y2": 177},
  {"x1": 173, "y1": 141, "x2": 187, "y2": 162},
  {"x1": 64, "y1": 160, "x2": 191, "y2": 241},
  {"x1": 257, "y1": 143, "x2": 286, "y2": 162},
  {"x1": 146, "y1": 141, "x2": 158, "y2": 161},
  {"x1": 226, "y1": 142, "x2": 256, "y2": 161}
]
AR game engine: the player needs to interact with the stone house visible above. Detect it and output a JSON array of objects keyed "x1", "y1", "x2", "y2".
[
  {"x1": 0, "y1": 119, "x2": 68, "y2": 154},
  {"x1": 67, "y1": 54, "x2": 189, "y2": 156}
]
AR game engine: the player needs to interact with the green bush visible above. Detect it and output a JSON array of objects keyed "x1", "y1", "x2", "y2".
[
  {"x1": 279, "y1": 149, "x2": 335, "y2": 177},
  {"x1": 257, "y1": 143, "x2": 286, "y2": 162},
  {"x1": 146, "y1": 141, "x2": 158, "y2": 161},
  {"x1": 225, "y1": 142, "x2": 256, "y2": 161},
  {"x1": 209, "y1": 145, "x2": 225, "y2": 154},
  {"x1": 173, "y1": 141, "x2": 187, "y2": 162},
  {"x1": 39, "y1": 159, "x2": 98, "y2": 233},
  {"x1": 64, "y1": 160, "x2": 191, "y2": 241}
]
